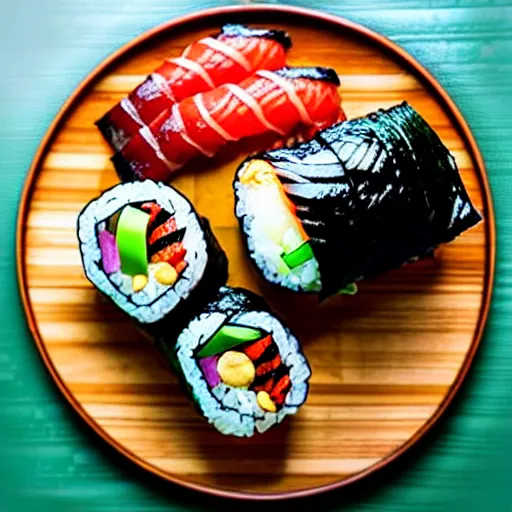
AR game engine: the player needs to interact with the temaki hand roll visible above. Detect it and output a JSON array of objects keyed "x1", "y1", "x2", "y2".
[
  {"x1": 155, "y1": 286, "x2": 311, "y2": 437},
  {"x1": 77, "y1": 180, "x2": 228, "y2": 335},
  {"x1": 233, "y1": 101, "x2": 482, "y2": 299}
]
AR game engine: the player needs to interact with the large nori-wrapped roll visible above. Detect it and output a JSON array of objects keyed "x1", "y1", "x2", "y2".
[
  {"x1": 77, "y1": 180, "x2": 228, "y2": 338},
  {"x1": 154, "y1": 286, "x2": 311, "y2": 437},
  {"x1": 233, "y1": 102, "x2": 482, "y2": 299}
]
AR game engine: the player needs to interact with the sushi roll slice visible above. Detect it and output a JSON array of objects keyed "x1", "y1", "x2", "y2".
[
  {"x1": 233, "y1": 101, "x2": 482, "y2": 299},
  {"x1": 155, "y1": 286, "x2": 311, "y2": 437},
  {"x1": 77, "y1": 180, "x2": 228, "y2": 335}
]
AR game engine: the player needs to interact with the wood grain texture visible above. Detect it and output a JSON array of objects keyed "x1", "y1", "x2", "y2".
[{"x1": 16, "y1": 5, "x2": 494, "y2": 502}]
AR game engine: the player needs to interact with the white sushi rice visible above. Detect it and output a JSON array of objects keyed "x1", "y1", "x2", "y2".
[
  {"x1": 175, "y1": 304, "x2": 311, "y2": 437},
  {"x1": 234, "y1": 165, "x2": 322, "y2": 293},
  {"x1": 77, "y1": 180, "x2": 208, "y2": 324}
]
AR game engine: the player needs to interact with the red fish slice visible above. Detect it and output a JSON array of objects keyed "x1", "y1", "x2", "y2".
[
  {"x1": 96, "y1": 24, "x2": 291, "y2": 151},
  {"x1": 148, "y1": 217, "x2": 177, "y2": 246},
  {"x1": 243, "y1": 334, "x2": 273, "y2": 360},
  {"x1": 140, "y1": 202, "x2": 162, "y2": 226},
  {"x1": 150, "y1": 241, "x2": 186, "y2": 267},
  {"x1": 114, "y1": 67, "x2": 344, "y2": 182},
  {"x1": 270, "y1": 374, "x2": 291, "y2": 406}
]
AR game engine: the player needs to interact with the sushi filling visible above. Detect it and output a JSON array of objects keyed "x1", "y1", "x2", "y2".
[
  {"x1": 78, "y1": 180, "x2": 218, "y2": 325},
  {"x1": 176, "y1": 309, "x2": 310, "y2": 436},
  {"x1": 96, "y1": 200, "x2": 188, "y2": 299},
  {"x1": 196, "y1": 324, "x2": 291, "y2": 411},
  {"x1": 235, "y1": 159, "x2": 322, "y2": 292}
]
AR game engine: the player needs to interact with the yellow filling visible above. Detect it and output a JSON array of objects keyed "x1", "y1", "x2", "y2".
[
  {"x1": 257, "y1": 391, "x2": 277, "y2": 413},
  {"x1": 132, "y1": 274, "x2": 148, "y2": 292},
  {"x1": 240, "y1": 159, "x2": 280, "y2": 186},
  {"x1": 217, "y1": 351, "x2": 255, "y2": 388},
  {"x1": 150, "y1": 261, "x2": 178, "y2": 286}
]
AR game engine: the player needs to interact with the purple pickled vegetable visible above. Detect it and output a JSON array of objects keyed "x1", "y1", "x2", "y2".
[
  {"x1": 99, "y1": 230, "x2": 120, "y2": 274},
  {"x1": 199, "y1": 355, "x2": 220, "y2": 388}
]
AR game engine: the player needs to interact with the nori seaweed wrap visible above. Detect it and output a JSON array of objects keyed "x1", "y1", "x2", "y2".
[
  {"x1": 155, "y1": 286, "x2": 311, "y2": 437},
  {"x1": 233, "y1": 101, "x2": 482, "y2": 298},
  {"x1": 76, "y1": 180, "x2": 228, "y2": 338}
]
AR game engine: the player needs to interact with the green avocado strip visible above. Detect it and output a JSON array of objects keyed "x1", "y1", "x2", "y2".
[
  {"x1": 116, "y1": 205, "x2": 150, "y2": 276},
  {"x1": 197, "y1": 324, "x2": 263, "y2": 358},
  {"x1": 282, "y1": 241, "x2": 315, "y2": 269}
]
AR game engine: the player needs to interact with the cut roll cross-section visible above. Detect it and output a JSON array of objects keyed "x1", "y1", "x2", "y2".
[
  {"x1": 76, "y1": 180, "x2": 228, "y2": 337},
  {"x1": 155, "y1": 286, "x2": 311, "y2": 437},
  {"x1": 234, "y1": 158, "x2": 324, "y2": 293},
  {"x1": 96, "y1": 23, "x2": 292, "y2": 151},
  {"x1": 113, "y1": 66, "x2": 345, "y2": 183}
]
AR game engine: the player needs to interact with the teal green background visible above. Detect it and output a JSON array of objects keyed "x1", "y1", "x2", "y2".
[{"x1": 1, "y1": 0, "x2": 511, "y2": 510}]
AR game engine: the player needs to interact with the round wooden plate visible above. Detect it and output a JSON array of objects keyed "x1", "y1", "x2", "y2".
[{"x1": 17, "y1": 5, "x2": 495, "y2": 501}]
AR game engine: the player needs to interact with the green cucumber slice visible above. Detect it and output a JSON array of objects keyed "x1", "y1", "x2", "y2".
[
  {"x1": 197, "y1": 324, "x2": 263, "y2": 358},
  {"x1": 282, "y1": 241, "x2": 314, "y2": 269},
  {"x1": 116, "y1": 205, "x2": 150, "y2": 276}
]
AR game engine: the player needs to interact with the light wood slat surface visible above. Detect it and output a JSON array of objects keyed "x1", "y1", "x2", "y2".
[{"x1": 19, "y1": 9, "x2": 492, "y2": 499}]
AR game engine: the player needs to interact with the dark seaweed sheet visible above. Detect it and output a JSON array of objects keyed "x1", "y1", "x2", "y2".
[
  {"x1": 274, "y1": 66, "x2": 340, "y2": 86},
  {"x1": 198, "y1": 286, "x2": 269, "y2": 316},
  {"x1": 236, "y1": 102, "x2": 482, "y2": 299},
  {"x1": 216, "y1": 23, "x2": 292, "y2": 50}
]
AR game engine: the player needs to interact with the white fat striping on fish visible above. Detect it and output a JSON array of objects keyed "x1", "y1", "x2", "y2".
[
  {"x1": 346, "y1": 142, "x2": 370, "y2": 170},
  {"x1": 194, "y1": 95, "x2": 237, "y2": 142},
  {"x1": 171, "y1": 103, "x2": 215, "y2": 158},
  {"x1": 255, "y1": 70, "x2": 313, "y2": 126},
  {"x1": 77, "y1": 181, "x2": 208, "y2": 324},
  {"x1": 198, "y1": 37, "x2": 252, "y2": 72},
  {"x1": 120, "y1": 98, "x2": 144, "y2": 127},
  {"x1": 149, "y1": 72, "x2": 177, "y2": 102},
  {"x1": 357, "y1": 140, "x2": 383, "y2": 171},
  {"x1": 169, "y1": 57, "x2": 215, "y2": 88},
  {"x1": 226, "y1": 83, "x2": 286, "y2": 136},
  {"x1": 175, "y1": 306, "x2": 309, "y2": 437},
  {"x1": 138, "y1": 125, "x2": 181, "y2": 171}
]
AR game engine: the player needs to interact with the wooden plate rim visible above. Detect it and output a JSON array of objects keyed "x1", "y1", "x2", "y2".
[{"x1": 15, "y1": 4, "x2": 496, "y2": 502}]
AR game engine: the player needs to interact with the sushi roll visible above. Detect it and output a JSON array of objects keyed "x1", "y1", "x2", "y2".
[
  {"x1": 155, "y1": 286, "x2": 311, "y2": 437},
  {"x1": 76, "y1": 180, "x2": 228, "y2": 335},
  {"x1": 233, "y1": 101, "x2": 482, "y2": 299}
]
